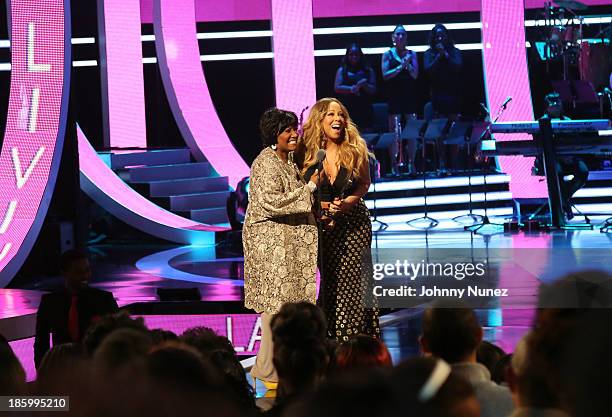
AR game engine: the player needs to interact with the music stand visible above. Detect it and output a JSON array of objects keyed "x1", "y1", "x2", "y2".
[
  {"x1": 464, "y1": 126, "x2": 504, "y2": 234},
  {"x1": 362, "y1": 133, "x2": 379, "y2": 148},
  {"x1": 407, "y1": 119, "x2": 447, "y2": 229},
  {"x1": 451, "y1": 122, "x2": 485, "y2": 225},
  {"x1": 402, "y1": 119, "x2": 428, "y2": 176},
  {"x1": 368, "y1": 153, "x2": 388, "y2": 232},
  {"x1": 376, "y1": 132, "x2": 397, "y2": 176}
]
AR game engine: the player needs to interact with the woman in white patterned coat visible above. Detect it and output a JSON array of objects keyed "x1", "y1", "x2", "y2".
[{"x1": 243, "y1": 108, "x2": 320, "y2": 388}]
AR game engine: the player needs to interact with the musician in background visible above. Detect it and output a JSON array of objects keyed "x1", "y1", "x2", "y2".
[
  {"x1": 334, "y1": 43, "x2": 376, "y2": 130},
  {"x1": 382, "y1": 25, "x2": 419, "y2": 175},
  {"x1": 424, "y1": 24, "x2": 463, "y2": 175},
  {"x1": 538, "y1": 92, "x2": 589, "y2": 220}
]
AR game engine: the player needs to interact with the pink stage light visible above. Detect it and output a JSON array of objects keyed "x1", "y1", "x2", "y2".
[
  {"x1": 153, "y1": 0, "x2": 249, "y2": 189},
  {"x1": 141, "y1": 0, "x2": 612, "y2": 23},
  {"x1": 140, "y1": 314, "x2": 261, "y2": 355},
  {"x1": 271, "y1": 0, "x2": 317, "y2": 115},
  {"x1": 0, "y1": 0, "x2": 71, "y2": 286},
  {"x1": 9, "y1": 313, "x2": 261, "y2": 382},
  {"x1": 98, "y1": 0, "x2": 147, "y2": 149},
  {"x1": 481, "y1": 1, "x2": 547, "y2": 198},
  {"x1": 77, "y1": 125, "x2": 223, "y2": 245}
]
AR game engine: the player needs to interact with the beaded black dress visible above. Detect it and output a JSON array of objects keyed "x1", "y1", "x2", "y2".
[{"x1": 317, "y1": 167, "x2": 380, "y2": 342}]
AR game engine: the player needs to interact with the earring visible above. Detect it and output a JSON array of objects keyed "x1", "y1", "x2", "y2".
[{"x1": 271, "y1": 144, "x2": 277, "y2": 150}]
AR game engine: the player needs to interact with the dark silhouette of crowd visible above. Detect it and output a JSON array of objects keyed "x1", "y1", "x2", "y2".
[{"x1": 2, "y1": 269, "x2": 612, "y2": 417}]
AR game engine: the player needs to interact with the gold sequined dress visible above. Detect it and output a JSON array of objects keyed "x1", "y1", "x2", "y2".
[{"x1": 243, "y1": 147, "x2": 318, "y2": 314}]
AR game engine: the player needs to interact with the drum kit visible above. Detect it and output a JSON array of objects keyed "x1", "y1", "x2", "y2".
[{"x1": 538, "y1": 0, "x2": 610, "y2": 85}]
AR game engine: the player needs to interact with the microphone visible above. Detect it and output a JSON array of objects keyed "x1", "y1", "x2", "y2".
[
  {"x1": 501, "y1": 96, "x2": 512, "y2": 109},
  {"x1": 316, "y1": 149, "x2": 326, "y2": 169}
]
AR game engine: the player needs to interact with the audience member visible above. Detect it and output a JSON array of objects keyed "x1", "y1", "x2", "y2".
[
  {"x1": 34, "y1": 250, "x2": 118, "y2": 367},
  {"x1": 181, "y1": 326, "x2": 257, "y2": 414},
  {"x1": 420, "y1": 300, "x2": 514, "y2": 417},
  {"x1": 93, "y1": 327, "x2": 153, "y2": 377},
  {"x1": 476, "y1": 341, "x2": 506, "y2": 376},
  {"x1": 334, "y1": 334, "x2": 392, "y2": 372},
  {"x1": 269, "y1": 302, "x2": 329, "y2": 416},
  {"x1": 507, "y1": 331, "x2": 569, "y2": 417},
  {"x1": 0, "y1": 333, "x2": 26, "y2": 395},
  {"x1": 150, "y1": 328, "x2": 179, "y2": 344},
  {"x1": 560, "y1": 309, "x2": 612, "y2": 417},
  {"x1": 392, "y1": 357, "x2": 480, "y2": 417},
  {"x1": 82, "y1": 310, "x2": 148, "y2": 356},
  {"x1": 286, "y1": 368, "x2": 397, "y2": 417},
  {"x1": 36, "y1": 342, "x2": 87, "y2": 394},
  {"x1": 491, "y1": 354, "x2": 512, "y2": 386}
]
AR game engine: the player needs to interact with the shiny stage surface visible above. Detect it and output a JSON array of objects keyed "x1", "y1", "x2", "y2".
[{"x1": 2, "y1": 228, "x2": 611, "y2": 380}]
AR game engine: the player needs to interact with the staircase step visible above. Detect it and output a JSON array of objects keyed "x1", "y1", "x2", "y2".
[
  {"x1": 109, "y1": 149, "x2": 191, "y2": 169},
  {"x1": 189, "y1": 207, "x2": 230, "y2": 224},
  {"x1": 127, "y1": 162, "x2": 213, "y2": 182},
  {"x1": 146, "y1": 176, "x2": 229, "y2": 197},
  {"x1": 166, "y1": 191, "x2": 231, "y2": 211}
]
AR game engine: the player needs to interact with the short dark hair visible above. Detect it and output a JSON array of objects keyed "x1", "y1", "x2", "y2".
[
  {"x1": 271, "y1": 302, "x2": 329, "y2": 389},
  {"x1": 59, "y1": 249, "x2": 88, "y2": 273},
  {"x1": 392, "y1": 357, "x2": 476, "y2": 417},
  {"x1": 259, "y1": 108, "x2": 298, "y2": 147},
  {"x1": 429, "y1": 23, "x2": 454, "y2": 49},
  {"x1": 422, "y1": 300, "x2": 481, "y2": 363}
]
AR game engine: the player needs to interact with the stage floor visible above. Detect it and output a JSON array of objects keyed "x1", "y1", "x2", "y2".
[{"x1": 3, "y1": 227, "x2": 611, "y2": 381}]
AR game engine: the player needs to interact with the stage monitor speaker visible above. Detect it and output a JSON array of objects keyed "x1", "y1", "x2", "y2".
[{"x1": 156, "y1": 288, "x2": 202, "y2": 302}]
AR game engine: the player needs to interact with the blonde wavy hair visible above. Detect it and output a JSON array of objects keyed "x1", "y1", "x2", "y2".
[{"x1": 299, "y1": 97, "x2": 369, "y2": 179}]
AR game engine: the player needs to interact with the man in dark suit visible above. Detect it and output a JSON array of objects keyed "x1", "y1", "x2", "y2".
[{"x1": 34, "y1": 250, "x2": 118, "y2": 367}]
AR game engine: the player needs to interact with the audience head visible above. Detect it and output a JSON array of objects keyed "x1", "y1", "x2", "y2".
[
  {"x1": 476, "y1": 341, "x2": 505, "y2": 375},
  {"x1": 59, "y1": 249, "x2": 91, "y2": 291},
  {"x1": 508, "y1": 331, "x2": 562, "y2": 409},
  {"x1": 145, "y1": 342, "x2": 220, "y2": 391},
  {"x1": 535, "y1": 270, "x2": 612, "y2": 329},
  {"x1": 37, "y1": 343, "x2": 87, "y2": 392},
  {"x1": 392, "y1": 357, "x2": 480, "y2": 417},
  {"x1": 150, "y1": 328, "x2": 178, "y2": 345},
  {"x1": 391, "y1": 24, "x2": 408, "y2": 48},
  {"x1": 421, "y1": 299, "x2": 483, "y2": 363},
  {"x1": 0, "y1": 334, "x2": 26, "y2": 395},
  {"x1": 181, "y1": 327, "x2": 255, "y2": 412},
  {"x1": 83, "y1": 310, "x2": 149, "y2": 356},
  {"x1": 286, "y1": 368, "x2": 397, "y2": 417},
  {"x1": 271, "y1": 302, "x2": 329, "y2": 398},
  {"x1": 560, "y1": 309, "x2": 612, "y2": 417},
  {"x1": 490, "y1": 353, "x2": 512, "y2": 385},
  {"x1": 259, "y1": 107, "x2": 298, "y2": 148},
  {"x1": 335, "y1": 334, "x2": 392, "y2": 372},
  {"x1": 93, "y1": 328, "x2": 153, "y2": 377}
]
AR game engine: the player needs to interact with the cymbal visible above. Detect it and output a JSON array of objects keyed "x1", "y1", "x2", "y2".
[{"x1": 554, "y1": 0, "x2": 588, "y2": 10}]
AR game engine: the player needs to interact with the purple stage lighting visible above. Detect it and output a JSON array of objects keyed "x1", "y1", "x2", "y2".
[
  {"x1": 153, "y1": 0, "x2": 250, "y2": 189},
  {"x1": 271, "y1": 0, "x2": 317, "y2": 115},
  {"x1": 0, "y1": 0, "x2": 71, "y2": 286},
  {"x1": 481, "y1": 0, "x2": 547, "y2": 198},
  {"x1": 97, "y1": 0, "x2": 147, "y2": 149}
]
